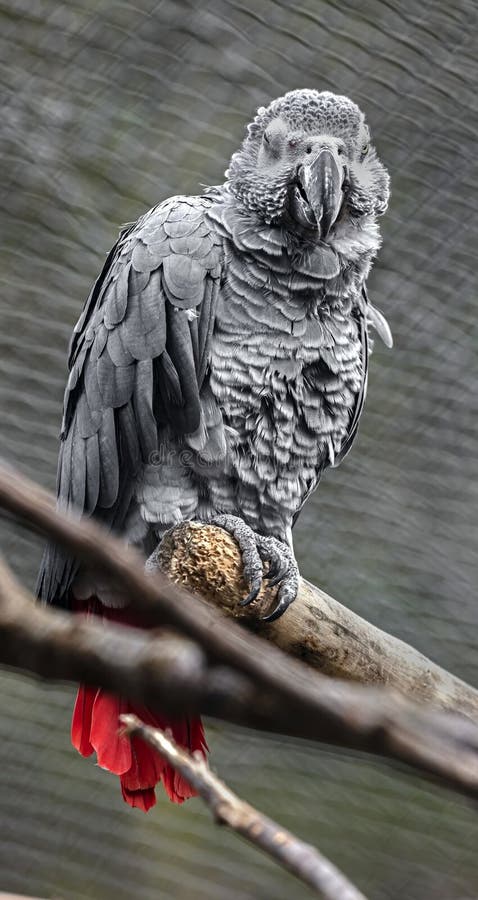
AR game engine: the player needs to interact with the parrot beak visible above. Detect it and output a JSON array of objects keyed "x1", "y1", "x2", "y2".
[{"x1": 293, "y1": 148, "x2": 345, "y2": 238}]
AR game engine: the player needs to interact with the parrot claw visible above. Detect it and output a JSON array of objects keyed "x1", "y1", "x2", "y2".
[
  {"x1": 208, "y1": 514, "x2": 299, "y2": 619},
  {"x1": 265, "y1": 561, "x2": 290, "y2": 587},
  {"x1": 239, "y1": 581, "x2": 262, "y2": 607},
  {"x1": 261, "y1": 568, "x2": 300, "y2": 622}
]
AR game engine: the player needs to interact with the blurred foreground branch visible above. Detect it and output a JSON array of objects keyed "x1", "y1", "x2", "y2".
[
  {"x1": 2, "y1": 467, "x2": 478, "y2": 803},
  {"x1": 121, "y1": 714, "x2": 366, "y2": 900},
  {"x1": 2, "y1": 465, "x2": 478, "y2": 720},
  {"x1": 0, "y1": 895, "x2": 46, "y2": 899}
]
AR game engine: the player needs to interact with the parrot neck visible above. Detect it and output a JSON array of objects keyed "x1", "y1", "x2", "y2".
[{"x1": 208, "y1": 188, "x2": 381, "y2": 276}]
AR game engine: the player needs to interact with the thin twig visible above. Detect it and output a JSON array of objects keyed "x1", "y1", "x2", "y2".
[{"x1": 120, "y1": 714, "x2": 368, "y2": 900}]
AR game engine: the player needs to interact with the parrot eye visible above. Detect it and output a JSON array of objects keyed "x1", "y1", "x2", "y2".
[
  {"x1": 360, "y1": 142, "x2": 370, "y2": 158},
  {"x1": 261, "y1": 125, "x2": 286, "y2": 159},
  {"x1": 288, "y1": 137, "x2": 300, "y2": 150}
]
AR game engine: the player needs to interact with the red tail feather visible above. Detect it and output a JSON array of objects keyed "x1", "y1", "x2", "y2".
[{"x1": 71, "y1": 599, "x2": 207, "y2": 811}]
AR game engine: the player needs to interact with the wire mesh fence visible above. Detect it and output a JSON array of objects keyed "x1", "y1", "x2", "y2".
[{"x1": 1, "y1": 0, "x2": 478, "y2": 897}]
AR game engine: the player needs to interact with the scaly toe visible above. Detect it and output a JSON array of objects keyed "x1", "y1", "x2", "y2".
[
  {"x1": 256, "y1": 535, "x2": 290, "y2": 585},
  {"x1": 207, "y1": 516, "x2": 299, "y2": 618},
  {"x1": 209, "y1": 514, "x2": 265, "y2": 606}
]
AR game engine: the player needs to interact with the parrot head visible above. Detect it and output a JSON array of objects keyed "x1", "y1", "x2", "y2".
[{"x1": 226, "y1": 89, "x2": 390, "y2": 238}]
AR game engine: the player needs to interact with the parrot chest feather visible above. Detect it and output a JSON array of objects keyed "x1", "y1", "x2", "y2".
[{"x1": 208, "y1": 241, "x2": 364, "y2": 526}]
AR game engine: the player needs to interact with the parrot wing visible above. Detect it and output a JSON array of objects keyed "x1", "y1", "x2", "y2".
[{"x1": 37, "y1": 195, "x2": 223, "y2": 606}]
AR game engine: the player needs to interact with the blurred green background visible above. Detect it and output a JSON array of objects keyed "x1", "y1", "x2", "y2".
[{"x1": 1, "y1": 1, "x2": 478, "y2": 898}]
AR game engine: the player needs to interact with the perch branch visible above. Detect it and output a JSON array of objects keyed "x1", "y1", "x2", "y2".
[
  {"x1": 2, "y1": 551, "x2": 478, "y2": 802},
  {"x1": 156, "y1": 522, "x2": 478, "y2": 719},
  {"x1": 120, "y1": 714, "x2": 367, "y2": 900}
]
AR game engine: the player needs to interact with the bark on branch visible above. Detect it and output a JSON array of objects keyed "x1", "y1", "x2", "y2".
[{"x1": 120, "y1": 714, "x2": 367, "y2": 900}]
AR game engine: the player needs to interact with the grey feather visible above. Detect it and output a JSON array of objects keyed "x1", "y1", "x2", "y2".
[
  {"x1": 91, "y1": 323, "x2": 108, "y2": 360},
  {"x1": 367, "y1": 301, "x2": 393, "y2": 348},
  {"x1": 76, "y1": 392, "x2": 102, "y2": 439},
  {"x1": 133, "y1": 358, "x2": 158, "y2": 459},
  {"x1": 83, "y1": 354, "x2": 102, "y2": 415},
  {"x1": 163, "y1": 217, "x2": 202, "y2": 239},
  {"x1": 96, "y1": 353, "x2": 135, "y2": 407},
  {"x1": 117, "y1": 401, "x2": 141, "y2": 473},
  {"x1": 97, "y1": 407, "x2": 119, "y2": 508},
  {"x1": 128, "y1": 266, "x2": 151, "y2": 295},
  {"x1": 70, "y1": 419, "x2": 87, "y2": 511},
  {"x1": 106, "y1": 326, "x2": 134, "y2": 367},
  {"x1": 157, "y1": 351, "x2": 183, "y2": 408},
  {"x1": 131, "y1": 240, "x2": 156, "y2": 273},
  {"x1": 166, "y1": 303, "x2": 201, "y2": 432},
  {"x1": 163, "y1": 255, "x2": 205, "y2": 308},
  {"x1": 134, "y1": 269, "x2": 165, "y2": 336},
  {"x1": 169, "y1": 234, "x2": 209, "y2": 257},
  {"x1": 104, "y1": 264, "x2": 130, "y2": 328},
  {"x1": 84, "y1": 433, "x2": 100, "y2": 515}
]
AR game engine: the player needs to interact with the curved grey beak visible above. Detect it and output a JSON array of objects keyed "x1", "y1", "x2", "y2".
[{"x1": 298, "y1": 148, "x2": 344, "y2": 239}]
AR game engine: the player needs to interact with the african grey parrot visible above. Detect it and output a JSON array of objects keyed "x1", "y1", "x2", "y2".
[{"x1": 38, "y1": 89, "x2": 391, "y2": 810}]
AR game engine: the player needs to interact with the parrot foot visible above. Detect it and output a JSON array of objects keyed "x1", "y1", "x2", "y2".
[{"x1": 209, "y1": 514, "x2": 299, "y2": 622}]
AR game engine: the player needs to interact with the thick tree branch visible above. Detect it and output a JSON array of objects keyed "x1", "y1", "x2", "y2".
[
  {"x1": 120, "y1": 714, "x2": 367, "y2": 900},
  {"x1": 2, "y1": 465, "x2": 478, "y2": 727},
  {"x1": 2, "y1": 545, "x2": 478, "y2": 803},
  {"x1": 156, "y1": 522, "x2": 478, "y2": 718}
]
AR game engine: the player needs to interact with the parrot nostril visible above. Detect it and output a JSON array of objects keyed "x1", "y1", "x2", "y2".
[{"x1": 306, "y1": 145, "x2": 312, "y2": 154}]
